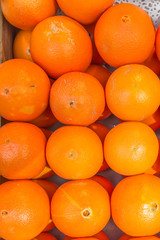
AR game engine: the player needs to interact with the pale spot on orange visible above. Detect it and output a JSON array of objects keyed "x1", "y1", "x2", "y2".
[{"x1": 20, "y1": 106, "x2": 34, "y2": 114}]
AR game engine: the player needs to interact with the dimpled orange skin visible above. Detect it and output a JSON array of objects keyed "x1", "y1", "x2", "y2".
[
  {"x1": 30, "y1": 105, "x2": 57, "y2": 128},
  {"x1": 56, "y1": 0, "x2": 114, "y2": 25},
  {"x1": 112, "y1": 174, "x2": 160, "y2": 237},
  {"x1": 1, "y1": 0, "x2": 57, "y2": 30},
  {"x1": 50, "y1": 72, "x2": 105, "y2": 126},
  {"x1": 95, "y1": 3, "x2": 155, "y2": 68},
  {"x1": 104, "y1": 122, "x2": 159, "y2": 176},
  {"x1": 0, "y1": 180, "x2": 50, "y2": 240},
  {"x1": 30, "y1": 16, "x2": 92, "y2": 79},
  {"x1": 88, "y1": 122, "x2": 109, "y2": 172},
  {"x1": 51, "y1": 179, "x2": 110, "y2": 237},
  {"x1": 46, "y1": 126, "x2": 103, "y2": 180},
  {"x1": 13, "y1": 30, "x2": 33, "y2": 61},
  {"x1": 0, "y1": 59, "x2": 51, "y2": 121},
  {"x1": 64, "y1": 230, "x2": 109, "y2": 240},
  {"x1": 106, "y1": 64, "x2": 160, "y2": 121},
  {"x1": 0, "y1": 122, "x2": 47, "y2": 179},
  {"x1": 33, "y1": 233, "x2": 57, "y2": 240}
]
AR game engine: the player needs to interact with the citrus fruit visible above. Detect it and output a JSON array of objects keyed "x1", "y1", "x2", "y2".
[
  {"x1": 104, "y1": 122, "x2": 159, "y2": 176},
  {"x1": 0, "y1": 122, "x2": 46, "y2": 179},
  {"x1": 106, "y1": 64, "x2": 160, "y2": 121},
  {"x1": 51, "y1": 179, "x2": 110, "y2": 237},
  {"x1": 142, "y1": 107, "x2": 160, "y2": 131},
  {"x1": 56, "y1": 0, "x2": 114, "y2": 25},
  {"x1": 0, "y1": 180, "x2": 50, "y2": 240},
  {"x1": 13, "y1": 30, "x2": 32, "y2": 61},
  {"x1": 30, "y1": 105, "x2": 57, "y2": 128},
  {"x1": 111, "y1": 174, "x2": 160, "y2": 236},
  {"x1": 1, "y1": 0, "x2": 57, "y2": 30},
  {"x1": 30, "y1": 16, "x2": 92, "y2": 79},
  {"x1": 95, "y1": 3, "x2": 155, "y2": 67},
  {"x1": 50, "y1": 72, "x2": 105, "y2": 126},
  {"x1": 46, "y1": 126, "x2": 103, "y2": 179},
  {"x1": 0, "y1": 59, "x2": 50, "y2": 121}
]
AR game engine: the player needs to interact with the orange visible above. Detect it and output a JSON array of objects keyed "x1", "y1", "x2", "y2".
[
  {"x1": 106, "y1": 64, "x2": 160, "y2": 121},
  {"x1": 86, "y1": 64, "x2": 111, "y2": 89},
  {"x1": 30, "y1": 16, "x2": 92, "y2": 79},
  {"x1": 142, "y1": 107, "x2": 160, "y2": 131},
  {"x1": 88, "y1": 122, "x2": 109, "y2": 172},
  {"x1": 30, "y1": 105, "x2": 57, "y2": 128},
  {"x1": 33, "y1": 165, "x2": 54, "y2": 179},
  {"x1": 91, "y1": 175, "x2": 114, "y2": 197},
  {"x1": 1, "y1": 0, "x2": 57, "y2": 30},
  {"x1": 0, "y1": 59, "x2": 50, "y2": 121},
  {"x1": 143, "y1": 47, "x2": 160, "y2": 76},
  {"x1": 56, "y1": 0, "x2": 114, "y2": 25},
  {"x1": 156, "y1": 25, "x2": 160, "y2": 61},
  {"x1": 104, "y1": 122, "x2": 159, "y2": 176},
  {"x1": 85, "y1": 24, "x2": 104, "y2": 65},
  {"x1": 111, "y1": 174, "x2": 160, "y2": 236},
  {"x1": 33, "y1": 180, "x2": 58, "y2": 201},
  {"x1": 33, "y1": 233, "x2": 57, "y2": 240},
  {"x1": 46, "y1": 126, "x2": 103, "y2": 179},
  {"x1": 0, "y1": 180, "x2": 50, "y2": 240},
  {"x1": 95, "y1": 3, "x2": 155, "y2": 68},
  {"x1": 50, "y1": 72, "x2": 105, "y2": 126},
  {"x1": 13, "y1": 30, "x2": 32, "y2": 61},
  {"x1": 51, "y1": 179, "x2": 110, "y2": 237},
  {"x1": 64, "y1": 231, "x2": 109, "y2": 240},
  {"x1": 0, "y1": 122, "x2": 47, "y2": 179},
  {"x1": 145, "y1": 139, "x2": 160, "y2": 175},
  {"x1": 129, "y1": 237, "x2": 159, "y2": 240}
]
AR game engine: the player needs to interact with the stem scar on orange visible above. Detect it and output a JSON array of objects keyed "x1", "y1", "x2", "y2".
[
  {"x1": 0, "y1": 59, "x2": 51, "y2": 121},
  {"x1": 95, "y1": 3, "x2": 155, "y2": 67},
  {"x1": 51, "y1": 179, "x2": 110, "y2": 237},
  {"x1": 50, "y1": 72, "x2": 105, "y2": 126}
]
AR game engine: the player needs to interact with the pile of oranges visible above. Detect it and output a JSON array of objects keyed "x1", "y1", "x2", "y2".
[{"x1": 0, "y1": 0, "x2": 160, "y2": 240}]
